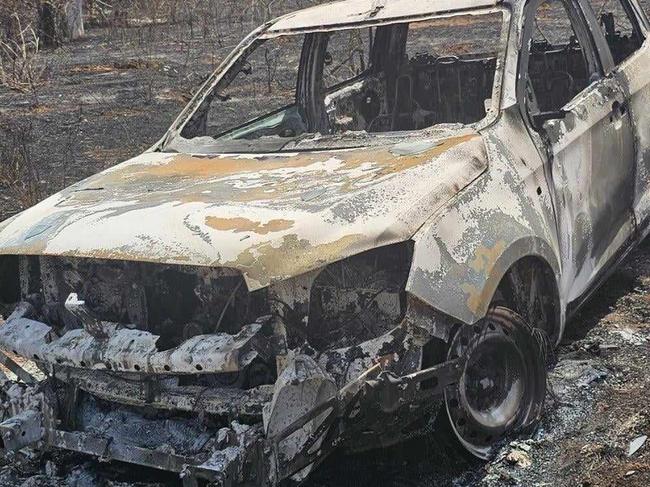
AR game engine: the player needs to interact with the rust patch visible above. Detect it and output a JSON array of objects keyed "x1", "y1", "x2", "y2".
[
  {"x1": 340, "y1": 134, "x2": 478, "y2": 176},
  {"x1": 461, "y1": 282, "x2": 490, "y2": 315},
  {"x1": 0, "y1": 134, "x2": 483, "y2": 280},
  {"x1": 224, "y1": 233, "x2": 365, "y2": 286},
  {"x1": 462, "y1": 241, "x2": 507, "y2": 314},
  {"x1": 469, "y1": 240, "x2": 506, "y2": 275},
  {"x1": 77, "y1": 134, "x2": 479, "y2": 207},
  {"x1": 128, "y1": 134, "x2": 479, "y2": 180},
  {"x1": 133, "y1": 155, "x2": 302, "y2": 179},
  {"x1": 61, "y1": 246, "x2": 194, "y2": 264},
  {"x1": 205, "y1": 217, "x2": 294, "y2": 235}
]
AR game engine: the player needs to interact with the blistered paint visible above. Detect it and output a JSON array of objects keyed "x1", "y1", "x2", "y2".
[
  {"x1": 205, "y1": 217, "x2": 295, "y2": 235},
  {"x1": 407, "y1": 108, "x2": 562, "y2": 335},
  {"x1": 0, "y1": 134, "x2": 486, "y2": 290}
]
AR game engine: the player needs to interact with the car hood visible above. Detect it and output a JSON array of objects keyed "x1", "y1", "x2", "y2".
[{"x1": 0, "y1": 132, "x2": 487, "y2": 289}]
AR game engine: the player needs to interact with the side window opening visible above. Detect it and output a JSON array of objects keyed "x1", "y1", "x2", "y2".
[
  {"x1": 322, "y1": 13, "x2": 504, "y2": 135},
  {"x1": 323, "y1": 29, "x2": 373, "y2": 89},
  {"x1": 401, "y1": 15, "x2": 501, "y2": 128},
  {"x1": 181, "y1": 35, "x2": 306, "y2": 141},
  {"x1": 526, "y1": 0, "x2": 598, "y2": 116},
  {"x1": 589, "y1": 0, "x2": 645, "y2": 65},
  {"x1": 321, "y1": 29, "x2": 376, "y2": 133}
]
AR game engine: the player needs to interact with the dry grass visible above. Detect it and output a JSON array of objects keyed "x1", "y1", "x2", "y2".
[
  {"x1": 0, "y1": 13, "x2": 46, "y2": 93},
  {"x1": 0, "y1": 119, "x2": 44, "y2": 211},
  {"x1": 67, "y1": 58, "x2": 163, "y2": 75}
]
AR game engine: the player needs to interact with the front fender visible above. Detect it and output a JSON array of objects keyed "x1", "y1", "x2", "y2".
[
  {"x1": 406, "y1": 125, "x2": 563, "y2": 334},
  {"x1": 408, "y1": 231, "x2": 559, "y2": 325}
]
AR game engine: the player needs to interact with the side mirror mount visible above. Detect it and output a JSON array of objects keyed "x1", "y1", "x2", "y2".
[{"x1": 532, "y1": 109, "x2": 568, "y2": 130}]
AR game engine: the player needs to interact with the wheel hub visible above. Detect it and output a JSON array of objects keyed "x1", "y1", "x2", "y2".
[{"x1": 444, "y1": 307, "x2": 547, "y2": 459}]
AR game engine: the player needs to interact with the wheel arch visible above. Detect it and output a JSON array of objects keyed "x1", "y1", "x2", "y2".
[
  {"x1": 407, "y1": 234, "x2": 565, "y2": 344},
  {"x1": 492, "y1": 254, "x2": 562, "y2": 344}
]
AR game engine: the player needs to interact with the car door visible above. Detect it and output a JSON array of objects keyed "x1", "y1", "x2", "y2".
[
  {"x1": 520, "y1": 0, "x2": 636, "y2": 304},
  {"x1": 583, "y1": 0, "x2": 650, "y2": 237}
]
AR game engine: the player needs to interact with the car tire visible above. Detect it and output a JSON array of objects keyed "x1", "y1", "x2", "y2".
[{"x1": 441, "y1": 306, "x2": 548, "y2": 459}]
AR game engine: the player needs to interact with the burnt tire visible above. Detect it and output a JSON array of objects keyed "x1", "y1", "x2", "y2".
[{"x1": 442, "y1": 306, "x2": 547, "y2": 459}]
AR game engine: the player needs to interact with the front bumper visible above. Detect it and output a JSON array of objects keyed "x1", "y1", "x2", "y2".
[{"x1": 0, "y1": 300, "x2": 462, "y2": 486}]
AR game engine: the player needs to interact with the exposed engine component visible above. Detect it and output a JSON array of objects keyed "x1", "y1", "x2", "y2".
[
  {"x1": 20, "y1": 256, "x2": 269, "y2": 349},
  {"x1": 307, "y1": 243, "x2": 413, "y2": 351},
  {"x1": 0, "y1": 256, "x2": 19, "y2": 318}
]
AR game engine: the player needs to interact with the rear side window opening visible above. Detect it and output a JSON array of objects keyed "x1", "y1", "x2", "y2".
[
  {"x1": 588, "y1": 0, "x2": 645, "y2": 65},
  {"x1": 169, "y1": 11, "x2": 505, "y2": 153}
]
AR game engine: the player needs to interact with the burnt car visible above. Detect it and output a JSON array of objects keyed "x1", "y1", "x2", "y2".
[{"x1": 1, "y1": 0, "x2": 649, "y2": 484}]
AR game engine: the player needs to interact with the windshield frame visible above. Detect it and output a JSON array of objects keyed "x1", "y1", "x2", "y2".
[{"x1": 160, "y1": 6, "x2": 511, "y2": 154}]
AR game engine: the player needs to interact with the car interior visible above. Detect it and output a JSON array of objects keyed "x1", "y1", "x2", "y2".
[
  {"x1": 526, "y1": 0, "x2": 644, "y2": 115},
  {"x1": 322, "y1": 23, "x2": 499, "y2": 134},
  {"x1": 526, "y1": 0, "x2": 594, "y2": 114},
  {"x1": 181, "y1": 13, "x2": 503, "y2": 142}
]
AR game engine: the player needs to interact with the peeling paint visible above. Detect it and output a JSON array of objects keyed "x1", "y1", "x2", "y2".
[
  {"x1": 205, "y1": 217, "x2": 295, "y2": 235},
  {"x1": 0, "y1": 134, "x2": 486, "y2": 290}
]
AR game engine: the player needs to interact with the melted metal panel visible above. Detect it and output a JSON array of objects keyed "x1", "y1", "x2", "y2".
[
  {"x1": 544, "y1": 78, "x2": 635, "y2": 303},
  {"x1": 0, "y1": 134, "x2": 487, "y2": 290},
  {"x1": 0, "y1": 314, "x2": 271, "y2": 375},
  {"x1": 407, "y1": 108, "x2": 563, "y2": 334}
]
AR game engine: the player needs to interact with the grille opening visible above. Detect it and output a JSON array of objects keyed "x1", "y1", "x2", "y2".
[{"x1": 26, "y1": 257, "x2": 270, "y2": 350}]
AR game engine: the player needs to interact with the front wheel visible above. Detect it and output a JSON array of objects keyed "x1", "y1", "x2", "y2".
[{"x1": 443, "y1": 306, "x2": 547, "y2": 459}]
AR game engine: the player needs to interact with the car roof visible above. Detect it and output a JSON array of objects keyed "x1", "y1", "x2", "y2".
[{"x1": 267, "y1": 0, "x2": 502, "y2": 33}]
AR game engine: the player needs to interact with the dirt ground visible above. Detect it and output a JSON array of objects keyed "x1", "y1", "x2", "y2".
[{"x1": 0, "y1": 2, "x2": 649, "y2": 486}]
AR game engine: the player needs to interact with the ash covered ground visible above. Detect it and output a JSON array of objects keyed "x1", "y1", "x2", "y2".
[{"x1": 0, "y1": 1, "x2": 649, "y2": 486}]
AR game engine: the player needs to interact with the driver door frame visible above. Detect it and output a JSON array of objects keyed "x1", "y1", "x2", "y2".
[{"x1": 516, "y1": 0, "x2": 637, "y2": 308}]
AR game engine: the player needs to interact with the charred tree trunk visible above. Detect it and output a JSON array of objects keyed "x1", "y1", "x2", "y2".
[
  {"x1": 65, "y1": 0, "x2": 84, "y2": 40},
  {"x1": 38, "y1": 0, "x2": 84, "y2": 47},
  {"x1": 38, "y1": 1, "x2": 60, "y2": 47},
  {"x1": 112, "y1": 0, "x2": 129, "y2": 27}
]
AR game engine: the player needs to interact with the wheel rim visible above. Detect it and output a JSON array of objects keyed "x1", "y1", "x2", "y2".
[
  {"x1": 444, "y1": 307, "x2": 546, "y2": 459},
  {"x1": 462, "y1": 335, "x2": 525, "y2": 428}
]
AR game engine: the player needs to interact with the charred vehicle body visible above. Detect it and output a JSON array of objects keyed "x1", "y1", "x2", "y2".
[{"x1": 1, "y1": 0, "x2": 650, "y2": 484}]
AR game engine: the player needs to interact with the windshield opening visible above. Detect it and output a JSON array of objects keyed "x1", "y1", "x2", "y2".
[{"x1": 166, "y1": 11, "x2": 505, "y2": 153}]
